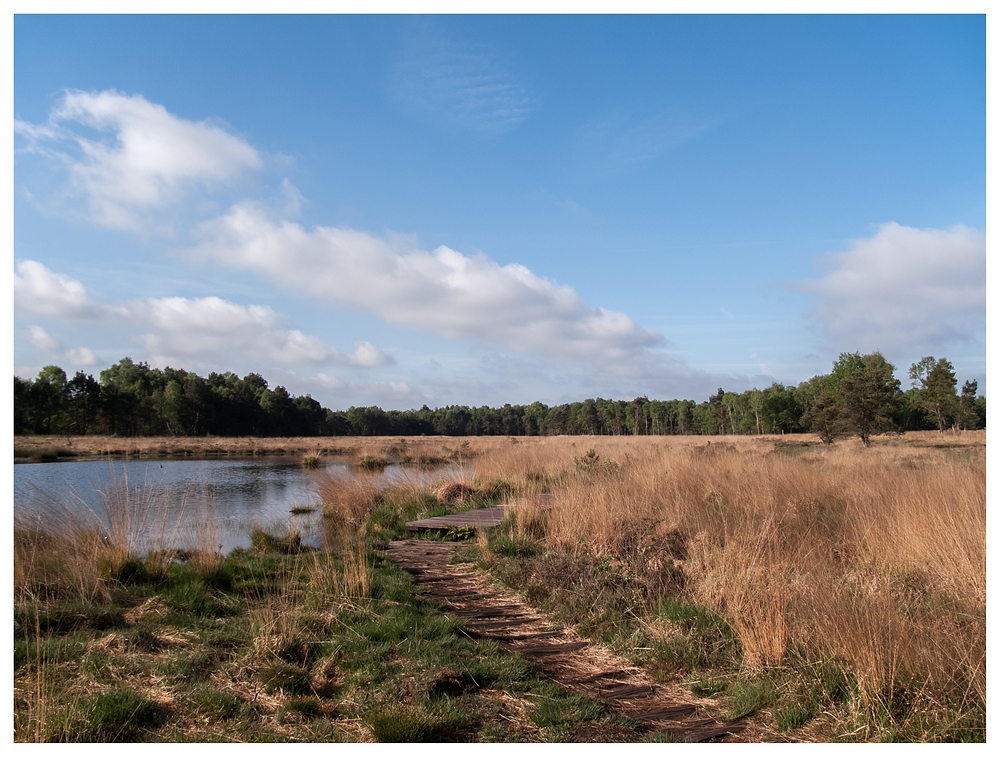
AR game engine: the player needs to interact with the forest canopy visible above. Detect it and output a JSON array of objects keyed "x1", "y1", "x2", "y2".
[{"x1": 14, "y1": 353, "x2": 985, "y2": 442}]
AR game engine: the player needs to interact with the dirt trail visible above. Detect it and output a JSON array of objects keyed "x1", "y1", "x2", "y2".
[{"x1": 385, "y1": 539, "x2": 747, "y2": 743}]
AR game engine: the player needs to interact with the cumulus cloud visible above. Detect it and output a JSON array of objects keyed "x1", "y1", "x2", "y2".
[
  {"x1": 134, "y1": 295, "x2": 394, "y2": 367},
  {"x1": 796, "y1": 223, "x2": 986, "y2": 354},
  {"x1": 23, "y1": 325, "x2": 99, "y2": 366},
  {"x1": 14, "y1": 260, "x2": 122, "y2": 319},
  {"x1": 282, "y1": 372, "x2": 435, "y2": 412},
  {"x1": 67, "y1": 348, "x2": 101, "y2": 366},
  {"x1": 280, "y1": 178, "x2": 306, "y2": 217},
  {"x1": 15, "y1": 90, "x2": 260, "y2": 231},
  {"x1": 25, "y1": 325, "x2": 62, "y2": 352},
  {"x1": 13, "y1": 260, "x2": 393, "y2": 371},
  {"x1": 190, "y1": 203, "x2": 664, "y2": 363}
]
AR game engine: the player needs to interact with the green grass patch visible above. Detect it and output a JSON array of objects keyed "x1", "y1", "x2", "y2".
[
  {"x1": 723, "y1": 677, "x2": 779, "y2": 720},
  {"x1": 284, "y1": 696, "x2": 322, "y2": 717},
  {"x1": 367, "y1": 707, "x2": 438, "y2": 742},
  {"x1": 776, "y1": 700, "x2": 816, "y2": 731},
  {"x1": 261, "y1": 661, "x2": 313, "y2": 696},
  {"x1": 190, "y1": 687, "x2": 244, "y2": 722},
  {"x1": 250, "y1": 527, "x2": 306, "y2": 554},
  {"x1": 652, "y1": 596, "x2": 739, "y2": 673},
  {"x1": 54, "y1": 688, "x2": 165, "y2": 742}
]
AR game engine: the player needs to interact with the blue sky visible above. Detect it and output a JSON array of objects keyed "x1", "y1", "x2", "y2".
[{"x1": 12, "y1": 12, "x2": 986, "y2": 410}]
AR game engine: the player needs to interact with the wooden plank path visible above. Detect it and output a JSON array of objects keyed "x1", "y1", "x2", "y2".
[
  {"x1": 405, "y1": 493, "x2": 553, "y2": 532},
  {"x1": 406, "y1": 504, "x2": 507, "y2": 531},
  {"x1": 384, "y1": 536, "x2": 748, "y2": 743}
]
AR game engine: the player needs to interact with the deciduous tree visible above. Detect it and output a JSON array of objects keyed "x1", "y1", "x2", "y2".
[{"x1": 910, "y1": 357, "x2": 958, "y2": 431}]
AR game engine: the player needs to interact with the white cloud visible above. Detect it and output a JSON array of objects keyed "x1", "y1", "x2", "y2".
[
  {"x1": 133, "y1": 295, "x2": 394, "y2": 368},
  {"x1": 25, "y1": 325, "x2": 62, "y2": 352},
  {"x1": 67, "y1": 348, "x2": 100, "y2": 366},
  {"x1": 13, "y1": 260, "x2": 394, "y2": 371},
  {"x1": 796, "y1": 223, "x2": 986, "y2": 354},
  {"x1": 23, "y1": 325, "x2": 99, "y2": 367},
  {"x1": 280, "y1": 178, "x2": 306, "y2": 217},
  {"x1": 16, "y1": 90, "x2": 260, "y2": 231},
  {"x1": 315, "y1": 373, "x2": 346, "y2": 390},
  {"x1": 347, "y1": 341, "x2": 394, "y2": 368},
  {"x1": 191, "y1": 203, "x2": 664, "y2": 363},
  {"x1": 14, "y1": 260, "x2": 120, "y2": 319}
]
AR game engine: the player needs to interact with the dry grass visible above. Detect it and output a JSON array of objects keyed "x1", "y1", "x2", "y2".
[
  {"x1": 519, "y1": 434, "x2": 986, "y2": 723},
  {"x1": 433, "y1": 481, "x2": 479, "y2": 504},
  {"x1": 15, "y1": 472, "x2": 167, "y2": 604},
  {"x1": 13, "y1": 429, "x2": 985, "y2": 741},
  {"x1": 317, "y1": 473, "x2": 380, "y2": 526}
]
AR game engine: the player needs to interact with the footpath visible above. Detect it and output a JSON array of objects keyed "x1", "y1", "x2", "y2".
[{"x1": 385, "y1": 526, "x2": 748, "y2": 743}]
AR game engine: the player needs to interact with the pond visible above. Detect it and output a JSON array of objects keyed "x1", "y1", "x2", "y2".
[{"x1": 13, "y1": 457, "x2": 465, "y2": 554}]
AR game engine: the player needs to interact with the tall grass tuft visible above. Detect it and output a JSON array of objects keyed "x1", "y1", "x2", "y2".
[{"x1": 318, "y1": 473, "x2": 380, "y2": 526}]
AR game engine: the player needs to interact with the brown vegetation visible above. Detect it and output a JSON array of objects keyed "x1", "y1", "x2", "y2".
[
  {"x1": 13, "y1": 430, "x2": 985, "y2": 742},
  {"x1": 474, "y1": 432, "x2": 986, "y2": 739}
]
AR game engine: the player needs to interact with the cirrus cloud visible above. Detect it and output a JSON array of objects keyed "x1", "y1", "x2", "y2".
[
  {"x1": 190, "y1": 202, "x2": 664, "y2": 363},
  {"x1": 391, "y1": 31, "x2": 533, "y2": 136},
  {"x1": 795, "y1": 223, "x2": 985, "y2": 354}
]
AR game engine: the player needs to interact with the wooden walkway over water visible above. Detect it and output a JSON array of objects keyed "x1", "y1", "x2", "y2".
[{"x1": 405, "y1": 493, "x2": 553, "y2": 532}]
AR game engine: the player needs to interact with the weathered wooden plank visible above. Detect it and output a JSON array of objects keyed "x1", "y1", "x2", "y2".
[
  {"x1": 406, "y1": 505, "x2": 507, "y2": 531},
  {"x1": 448, "y1": 605, "x2": 524, "y2": 618},
  {"x1": 469, "y1": 631, "x2": 565, "y2": 642},
  {"x1": 405, "y1": 494, "x2": 556, "y2": 532},
  {"x1": 422, "y1": 588, "x2": 489, "y2": 599},
  {"x1": 463, "y1": 617, "x2": 542, "y2": 632},
  {"x1": 383, "y1": 529, "x2": 744, "y2": 743},
  {"x1": 515, "y1": 641, "x2": 589, "y2": 656},
  {"x1": 596, "y1": 684, "x2": 657, "y2": 700},
  {"x1": 629, "y1": 705, "x2": 698, "y2": 722},
  {"x1": 683, "y1": 724, "x2": 746, "y2": 742},
  {"x1": 570, "y1": 670, "x2": 633, "y2": 685},
  {"x1": 409, "y1": 571, "x2": 473, "y2": 580}
]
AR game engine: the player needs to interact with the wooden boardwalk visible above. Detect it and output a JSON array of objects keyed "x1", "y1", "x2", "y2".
[
  {"x1": 405, "y1": 493, "x2": 553, "y2": 532},
  {"x1": 384, "y1": 538, "x2": 747, "y2": 742}
]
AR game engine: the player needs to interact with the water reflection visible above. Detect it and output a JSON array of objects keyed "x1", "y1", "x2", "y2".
[{"x1": 13, "y1": 458, "x2": 465, "y2": 554}]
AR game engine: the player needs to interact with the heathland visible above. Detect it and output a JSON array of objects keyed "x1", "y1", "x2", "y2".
[{"x1": 13, "y1": 431, "x2": 985, "y2": 742}]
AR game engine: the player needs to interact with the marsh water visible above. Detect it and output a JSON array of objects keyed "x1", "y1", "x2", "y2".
[{"x1": 13, "y1": 457, "x2": 464, "y2": 553}]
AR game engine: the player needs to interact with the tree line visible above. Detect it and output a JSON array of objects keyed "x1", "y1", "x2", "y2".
[{"x1": 13, "y1": 352, "x2": 985, "y2": 442}]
